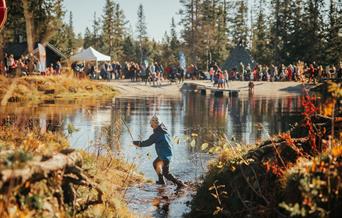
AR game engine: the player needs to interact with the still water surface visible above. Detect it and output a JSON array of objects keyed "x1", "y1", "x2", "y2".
[
  {"x1": 67, "y1": 93, "x2": 303, "y2": 217},
  {"x1": 0, "y1": 93, "x2": 304, "y2": 217}
]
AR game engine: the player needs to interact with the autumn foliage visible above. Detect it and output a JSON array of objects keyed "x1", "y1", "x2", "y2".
[{"x1": 187, "y1": 82, "x2": 341, "y2": 218}]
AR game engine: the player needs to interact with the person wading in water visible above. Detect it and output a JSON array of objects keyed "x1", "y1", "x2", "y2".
[{"x1": 133, "y1": 115, "x2": 186, "y2": 189}]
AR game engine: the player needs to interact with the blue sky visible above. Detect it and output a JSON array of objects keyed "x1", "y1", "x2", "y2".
[{"x1": 63, "y1": 0, "x2": 181, "y2": 42}]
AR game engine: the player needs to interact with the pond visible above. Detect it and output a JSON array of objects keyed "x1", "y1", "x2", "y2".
[{"x1": 0, "y1": 92, "x2": 304, "y2": 217}]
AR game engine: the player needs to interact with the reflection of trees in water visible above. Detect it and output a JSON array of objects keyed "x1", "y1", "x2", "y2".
[
  {"x1": 95, "y1": 108, "x2": 123, "y2": 152},
  {"x1": 0, "y1": 100, "x2": 112, "y2": 137},
  {"x1": 182, "y1": 94, "x2": 230, "y2": 148},
  {"x1": 111, "y1": 97, "x2": 183, "y2": 142},
  {"x1": 0, "y1": 96, "x2": 304, "y2": 154},
  {"x1": 0, "y1": 112, "x2": 65, "y2": 133},
  {"x1": 231, "y1": 95, "x2": 303, "y2": 144},
  {"x1": 181, "y1": 94, "x2": 304, "y2": 147}
]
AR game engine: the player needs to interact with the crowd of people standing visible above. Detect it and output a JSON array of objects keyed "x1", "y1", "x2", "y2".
[
  {"x1": 2, "y1": 52, "x2": 341, "y2": 87},
  {"x1": 76, "y1": 61, "x2": 198, "y2": 86},
  {"x1": 208, "y1": 61, "x2": 342, "y2": 88},
  {"x1": 1, "y1": 53, "x2": 62, "y2": 76}
]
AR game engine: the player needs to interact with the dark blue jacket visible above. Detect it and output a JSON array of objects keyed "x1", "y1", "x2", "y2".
[{"x1": 140, "y1": 124, "x2": 173, "y2": 161}]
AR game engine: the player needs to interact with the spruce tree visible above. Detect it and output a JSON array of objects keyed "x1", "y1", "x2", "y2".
[
  {"x1": 269, "y1": 0, "x2": 291, "y2": 64},
  {"x1": 169, "y1": 17, "x2": 180, "y2": 62},
  {"x1": 201, "y1": 0, "x2": 219, "y2": 67},
  {"x1": 287, "y1": 0, "x2": 305, "y2": 63},
  {"x1": 231, "y1": 0, "x2": 249, "y2": 47},
  {"x1": 122, "y1": 36, "x2": 136, "y2": 62},
  {"x1": 212, "y1": 3, "x2": 229, "y2": 66},
  {"x1": 161, "y1": 31, "x2": 175, "y2": 65},
  {"x1": 83, "y1": 27, "x2": 93, "y2": 49},
  {"x1": 136, "y1": 4, "x2": 147, "y2": 63},
  {"x1": 67, "y1": 11, "x2": 75, "y2": 56},
  {"x1": 179, "y1": 0, "x2": 201, "y2": 65},
  {"x1": 91, "y1": 13, "x2": 102, "y2": 51},
  {"x1": 302, "y1": 0, "x2": 325, "y2": 63},
  {"x1": 102, "y1": 0, "x2": 115, "y2": 57},
  {"x1": 325, "y1": 0, "x2": 342, "y2": 64},
  {"x1": 252, "y1": 0, "x2": 271, "y2": 64},
  {"x1": 112, "y1": 2, "x2": 126, "y2": 61}
]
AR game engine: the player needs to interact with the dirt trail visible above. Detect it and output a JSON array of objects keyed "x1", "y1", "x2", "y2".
[{"x1": 106, "y1": 80, "x2": 308, "y2": 97}]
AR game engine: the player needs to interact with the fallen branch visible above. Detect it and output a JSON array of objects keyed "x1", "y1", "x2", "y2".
[
  {"x1": 0, "y1": 149, "x2": 103, "y2": 212},
  {"x1": 0, "y1": 151, "x2": 82, "y2": 193}
]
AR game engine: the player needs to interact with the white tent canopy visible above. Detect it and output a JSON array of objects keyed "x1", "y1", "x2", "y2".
[{"x1": 70, "y1": 47, "x2": 111, "y2": 62}]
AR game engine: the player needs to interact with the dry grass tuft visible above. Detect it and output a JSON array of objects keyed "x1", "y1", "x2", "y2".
[
  {"x1": 0, "y1": 75, "x2": 116, "y2": 104},
  {"x1": 0, "y1": 126, "x2": 146, "y2": 218},
  {"x1": 78, "y1": 151, "x2": 146, "y2": 218},
  {"x1": 0, "y1": 126, "x2": 69, "y2": 156}
]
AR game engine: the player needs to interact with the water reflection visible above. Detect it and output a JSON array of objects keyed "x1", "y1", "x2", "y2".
[
  {"x1": 0, "y1": 94, "x2": 304, "y2": 162},
  {"x1": 0, "y1": 93, "x2": 304, "y2": 218}
]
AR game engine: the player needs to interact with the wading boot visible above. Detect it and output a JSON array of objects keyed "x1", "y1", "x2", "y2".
[
  {"x1": 156, "y1": 174, "x2": 165, "y2": 185},
  {"x1": 167, "y1": 175, "x2": 186, "y2": 189},
  {"x1": 175, "y1": 180, "x2": 186, "y2": 189}
]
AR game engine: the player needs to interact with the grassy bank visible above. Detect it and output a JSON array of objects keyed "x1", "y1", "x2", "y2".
[
  {"x1": 0, "y1": 75, "x2": 116, "y2": 104},
  {"x1": 187, "y1": 84, "x2": 341, "y2": 217},
  {"x1": 0, "y1": 126, "x2": 145, "y2": 218},
  {"x1": 187, "y1": 135, "x2": 341, "y2": 218}
]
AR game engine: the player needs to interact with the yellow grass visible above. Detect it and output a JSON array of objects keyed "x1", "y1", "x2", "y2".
[
  {"x1": 0, "y1": 126, "x2": 69, "y2": 156},
  {"x1": 0, "y1": 74, "x2": 116, "y2": 104},
  {"x1": 0, "y1": 126, "x2": 146, "y2": 218},
  {"x1": 78, "y1": 151, "x2": 146, "y2": 218}
]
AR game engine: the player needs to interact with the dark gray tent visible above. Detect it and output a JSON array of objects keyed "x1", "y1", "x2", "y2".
[
  {"x1": 4, "y1": 42, "x2": 66, "y2": 66},
  {"x1": 223, "y1": 46, "x2": 255, "y2": 70}
]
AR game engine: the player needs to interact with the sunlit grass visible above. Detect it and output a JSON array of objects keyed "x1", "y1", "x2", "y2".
[
  {"x1": 0, "y1": 73, "x2": 116, "y2": 104},
  {"x1": 0, "y1": 126, "x2": 69, "y2": 156},
  {"x1": 0, "y1": 125, "x2": 146, "y2": 218}
]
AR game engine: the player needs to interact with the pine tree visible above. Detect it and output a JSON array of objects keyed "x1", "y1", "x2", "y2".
[
  {"x1": 83, "y1": 27, "x2": 92, "y2": 48},
  {"x1": 325, "y1": 0, "x2": 342, "y2": 64},
  {"x1": 74, "y1": 33, "x2": 84, "y2": 50},
  {"x1": 287, "y1": 0, "x2": 305, "y2": 63},
  {"x1": 231, "y1": 0, "x2": 249, "y2": 47},
  {"x1": 112, "y1": 2, "x2": 126, "y2": 61},
  {"x1": 179, "y1": 0, "x2": 201, "y2": 65},
  {"x1": 169, "y1": 17, "x2": 180, "y2": 62},
  {"x1": 136, "y1": 4, "x2": 147, "y2": 63},
  {"x1": 252, "y1": 0, "x2": 271, "y2": 64},
  {"x1": 201, "y1": 0, "x2": 219, "y2": 67},
  {"x1": 122, "y1": 36, "x2": 136, "y2": 62},
  {"x1": 161, "y1": 31, "x2": 175, "y2": 66},
  {"x1": 211, "y1": 3, "x2": 229, "y2": 65},
  {"x1": 280, "y1": 0, "x2": 295, "y2": 63},
  {"x1": 269, "y1": 0, "x2": 291, "y2": 64},
  {"x1": 91, "y1": 13, "x2": 102, "y2": 51},
  {"x1": 136, "y1": 4, "x2": 147, "y2": 41},
  {"x1": 148, "y1": 39, "x2": 162, "y2": 62},
  {"x1": 66, "y1": 11, "x2": 75, "y2": 56},
  {"x1": 102, "y1": 0, "x2": 115, "y2": 57},
  {"x1": 302, "y1": 0, "x2": 325, "y2": 63}
]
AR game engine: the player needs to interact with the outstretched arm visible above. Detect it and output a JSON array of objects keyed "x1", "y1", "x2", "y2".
[{"x1": 138, "y1": 133, "x2": 158, "y2": 147}]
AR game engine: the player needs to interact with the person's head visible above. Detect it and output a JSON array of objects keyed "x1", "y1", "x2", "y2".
[{"x1": 150, "y1": 115, "x2": 160, "y2": 129}]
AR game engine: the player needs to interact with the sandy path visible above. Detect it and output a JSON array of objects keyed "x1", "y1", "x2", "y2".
[
  {"x1": 106, "y1": 80, "x2": 310, "y2": 98},
  {"x1": 106, "y1": 80, "x2": 183, "y2": 98}
]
